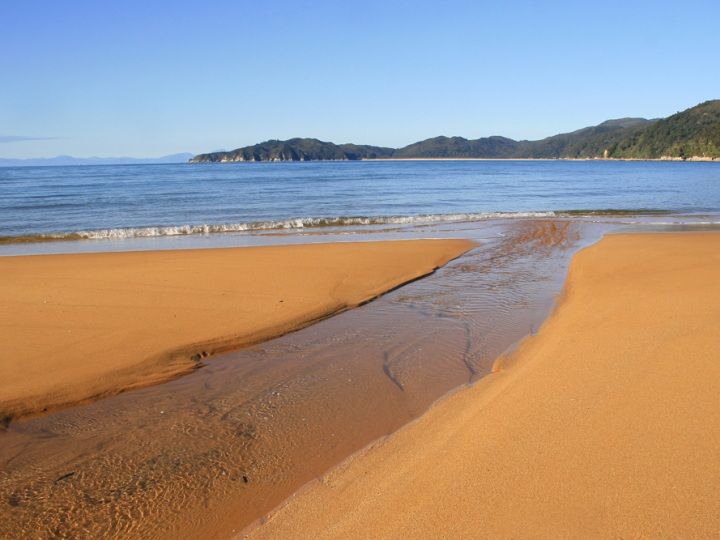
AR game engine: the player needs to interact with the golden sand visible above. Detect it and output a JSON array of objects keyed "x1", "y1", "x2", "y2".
[
  {"x1": 0, "y1": 239, "x2": 473, "y2": 421},
  {"x1": 248, "y1": 233, "x2": 720, "y2": 538}
]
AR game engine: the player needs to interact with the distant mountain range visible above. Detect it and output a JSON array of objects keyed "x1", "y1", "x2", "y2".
[
  {"x1": 0, "y1": 153, "x2": 194, "y2": 167},
  {"x1": 190, "y1": 100, "x2": 720, "y2": 163}
]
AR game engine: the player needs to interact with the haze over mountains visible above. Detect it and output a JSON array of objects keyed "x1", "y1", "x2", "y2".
[
  {"x1": 0, "y1": 153, "x2": 193, "y2": 167},
  {"x1": 191, "y1": 100, "x2": 720, "y2": 163}
]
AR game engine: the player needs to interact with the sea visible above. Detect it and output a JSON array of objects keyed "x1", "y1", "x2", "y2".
[{"x1": 2, "y1": 160, "x2": 720, "y2": 255}]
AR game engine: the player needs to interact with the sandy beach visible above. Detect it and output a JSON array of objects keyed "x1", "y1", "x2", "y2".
[
  {"x1": 248, "y1": 232, "x2": 720, "y2": 539},
  {"x1": 0, "y1": 239, "x2": 473, "y2": 422},
  {"x1": 1, "y1": 220, "x2": 576, "y2": 540}
]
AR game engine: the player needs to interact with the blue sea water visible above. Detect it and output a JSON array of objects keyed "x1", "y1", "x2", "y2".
[{"x1": 1, "y1": 160, "x2": 719, "y2": 243}]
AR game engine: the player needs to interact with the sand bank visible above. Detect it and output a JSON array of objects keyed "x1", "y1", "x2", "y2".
[
  {"x1": 248, "y1": 232, "x2": 720, "y2": 539},
  {"x1": 0, "y1": 239, "x2": 473, "y2": 422}
]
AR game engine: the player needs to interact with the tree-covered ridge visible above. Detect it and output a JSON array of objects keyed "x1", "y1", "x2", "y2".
[
  {"x1": 605, "y1": 100, "x2": 720, "y2": 159},
  {"x1": 190, "y1": 100, "x2": 720, "y2": 162},
  {"x1": 392, "y1": 136, "x2": 518, "y2": 158},
  {"x1": 515, "y1": 118, "x2": 655, "y2": 158},
  {"x1": 190, "y1": 138, "x2": 394, "y2": 162}
]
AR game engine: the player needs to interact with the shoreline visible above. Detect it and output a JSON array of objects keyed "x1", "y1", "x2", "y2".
[
  {"x1": 3, "y1": 156, "x2": 719, "y2": 169},
  {"x1": 0, "y1": 239, "x2": 474, "y2": 423},
  {"x1": 1, "y1": 219, "x2": 580, "y2": 539},
  {"x1": 366, "y1": 156, "x2": 720, "y2": 162},
  {"x1": 190, "y1": 156, "x2": 720, "y2": 163},
  {"x1": 246, "y1": 232, "x2": 720, "y2": 538},
  {"x1": 4, "y1": 210, "x2": 713, "y2": 252}
]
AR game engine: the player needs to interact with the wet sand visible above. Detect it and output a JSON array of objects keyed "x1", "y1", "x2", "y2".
[
  {"x1": 0, "y1": 239, "x2": 473, "y2": 422},
  {"x1": 248, "y1": 232, "x2": 720, "y2": 539},
  {"x1": 1, "y1": 219, "x2": 589, "y2": 539}
]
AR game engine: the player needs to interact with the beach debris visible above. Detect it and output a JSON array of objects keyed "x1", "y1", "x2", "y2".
[
  {"x1": 54, "y1": 471, "x2": 75, "y2": 484},
  {"x1": 190, "y1": 351, "x2": 209, "y2": 362}
]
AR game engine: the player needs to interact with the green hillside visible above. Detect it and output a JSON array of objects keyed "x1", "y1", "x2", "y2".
[
  {"x1": 190, "y1": 138, "x2": 394, "y2": 162},
  {"x1": 393, "y1": 136, "x2": 518, "y2": 158},
  {"x1": 606, "y1": 100, "x2": 720, "y2": 159},
  {"x1": 516, "y1": 118, "x2": 654, "y2": 158}
]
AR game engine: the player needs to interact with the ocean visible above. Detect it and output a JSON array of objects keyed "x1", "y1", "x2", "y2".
[{"x1": 2, "y1": 160, "x2": 720, "y2": 252}]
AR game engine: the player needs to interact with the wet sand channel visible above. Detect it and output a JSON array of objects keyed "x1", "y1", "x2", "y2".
[{"x1": 1, "y1": 219, "x2": 605, "y2": 539}]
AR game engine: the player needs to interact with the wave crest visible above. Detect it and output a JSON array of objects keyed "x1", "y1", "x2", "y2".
[{"x1": 0, "y1": 212, "x2": 558, "y2": 244}]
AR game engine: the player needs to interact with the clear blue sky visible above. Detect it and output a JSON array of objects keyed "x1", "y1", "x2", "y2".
[{"x1": 2, "y1": 0, "x2": 718, "y2": 158}]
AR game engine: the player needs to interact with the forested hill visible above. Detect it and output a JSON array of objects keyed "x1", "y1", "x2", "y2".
[
  {"x1": 189, "y1": 138, "x2": 394, "y2": 163},
  {"x1": 190, "y1": 100, "x2": 720, "y2": 162},
  {"x1": 602, "y1": 100, "x2": 720, "y2": 159}
]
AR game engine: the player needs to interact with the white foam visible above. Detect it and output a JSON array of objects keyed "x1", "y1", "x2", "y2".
[{"x1": 43, "y1": 212, "x2": 558, "y2": 241}]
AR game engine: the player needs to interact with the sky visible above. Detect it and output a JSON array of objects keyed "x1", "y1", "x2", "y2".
[{"x1": 1, "y1": 0, "x2": 718, "y2": 158}]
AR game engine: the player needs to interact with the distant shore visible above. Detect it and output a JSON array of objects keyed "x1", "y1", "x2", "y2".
[
  {"x1": 189, "y1": 156, "x2": 720, "y2": 163},
  {"x1": 361, "y1": 156, "x2": 720, "y2": 162},
  {"x1": 0, "y1": 239, "x2": 473, "y2": 423},
  {"x1": 248, "y1": 232, "x2": 720, "y2": 538},
  {"x1": 189, "y1": 100, "x2": 720, "y2": 164}
]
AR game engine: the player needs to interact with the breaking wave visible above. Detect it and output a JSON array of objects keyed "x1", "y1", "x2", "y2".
[
  {"x1": 0, "y1": 212, "x2": 559, "y2": 244},
  {"x1": 2, "y1": 209, "x2": 699, "y2": 245}
]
